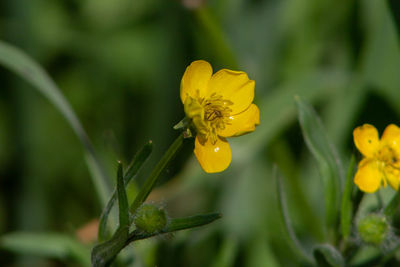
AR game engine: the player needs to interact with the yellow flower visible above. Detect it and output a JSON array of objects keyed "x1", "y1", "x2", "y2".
[
  {"x1": 353, "y1": 124, "x2": 400, "y2": 193},
  {"x1": 180, "y1": 60, "x2": 260, "y2": 173}
]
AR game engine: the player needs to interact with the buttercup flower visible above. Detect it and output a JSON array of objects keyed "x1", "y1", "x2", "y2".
[
  {"x1": 353, "y1": 124, "x2": 400, "y2": 193},
  {"x1": 180, "y1": 60, "x2": 260, "y2": 173}
]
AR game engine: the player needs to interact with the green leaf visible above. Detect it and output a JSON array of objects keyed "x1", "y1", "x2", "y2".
[
  {"x1": 124, "y1": 141, "x2": 153, "y2": 183},
  {"x1": 117, "y1": 162, "x2": 129, "y2": 228},
  {"x1": 313, "y1": 244, "x2": 345, "y2": 267},
  {"x1": 127, "y1": 213, "x2": 222, "y2": 243},
  {"x1": 295, "y1": 96, "x2": 343, "y2": 230},
  {"x1": 0, "y1": 232, "x2": 90, "y2": 266},
  {"x1": 91, "y1": 227, "x2": 129, "y2": 267},
  {"x1": 0, "y1": 41, "x2": 111, "y2": 206},
  {"x1": 92, "y1": 213, "x2": 220, "y2": 267},
  {"x1": 130, "y1": 134, "x2": 184, "y2": 214},
  {"x1": 274, "y1": 166, "x2": 315, "y2": 265},
  {"x1": 341, "y1": 155, "x2": 356, "y2": 240},
  {"x1": 98, "y1": 141, "x2": 152, "y2": 241},
  {"x1": 384, "y1": 190, "x2": 400, "y2": 217}
]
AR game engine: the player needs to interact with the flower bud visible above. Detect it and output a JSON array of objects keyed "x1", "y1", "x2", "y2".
[
  {"x1": 357, "y1": 214, "x2": 390, "y2": 246},
  {"x1": 133, "y1": 204, "x2": 168, "y2": 234}
]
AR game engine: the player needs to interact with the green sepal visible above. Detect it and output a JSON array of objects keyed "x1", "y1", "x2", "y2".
[
  {"x1": 98, "y1": 141, "x2": 152, "y2": 241},
  {"x1": 313, "y1": 244, "x2": 345, "y2": 267},
  {"x1": 295, "y1": 96, "x2": 343, "y2": 232}
]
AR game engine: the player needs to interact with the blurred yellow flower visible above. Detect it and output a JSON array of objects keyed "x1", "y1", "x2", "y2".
[
  {"x1": 353, "y1": 124, "x2": 400, "y2": 193},
  {"x1": 180, "y1": 60, "x2": 260, "y2": 173}
]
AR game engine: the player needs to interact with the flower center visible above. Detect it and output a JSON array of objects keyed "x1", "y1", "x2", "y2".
[
  {"x1": 376, "y1": 145, "x2": 400, "y2": 181},
  {"x1": 200, "y1": 93, "x2": 233, "y2": 144},
  {"x1": 377, "y1": 145, "x2": 398, "y2": 166}
]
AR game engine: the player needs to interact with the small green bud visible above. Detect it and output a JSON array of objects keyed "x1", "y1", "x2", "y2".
[
  {"x1": 133, "y1": 204, "x2": 168, "y2": 234},
  {"x1": 357, "y1": 214, "x2": 389, "y2": 246}
]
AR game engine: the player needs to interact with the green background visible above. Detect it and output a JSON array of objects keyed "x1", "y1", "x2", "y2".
[{"x1": 0, "y1": 0, "x2": 400, "y2": 266}]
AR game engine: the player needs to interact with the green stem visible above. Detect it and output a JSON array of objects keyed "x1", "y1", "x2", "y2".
[
  {"x1": 384, "y1": 190, "x2": 400, "y2": 216},
  {"x1": 130, "y1": 134, "x2": 184, "y2": 215},
  {"x1": 126, "y1": 213, "x2": 221, "y2": 243}
]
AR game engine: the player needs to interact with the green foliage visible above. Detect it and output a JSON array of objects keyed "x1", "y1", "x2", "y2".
[
  {"x1": 134, "y1": 204, "x2": 168, "y2": 234},
  {"x1": 0, "y1": 232, "x2": 90, "y2": 266},
  {"x1": 1, "y1": 0, "x2": 400, "y2": 266},
  {"x1": 296, "y1": 96, "x2": 343, "y2": 233},
  {"x1": 357, "y1": 214, "x2": 390, "y2": 246}
]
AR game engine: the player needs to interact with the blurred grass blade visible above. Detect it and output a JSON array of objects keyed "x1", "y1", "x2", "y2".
[
  {"x1": 295, "y1": 96, "x2": 343, "y2": 230},
  {"x1": 274, "y1": 166, "x2": 315, "y2": 265},
  {"x1": 0, "y1": 40, "x2": 110, "y2": 205},
  {"x1": 98, "y1": 141, "x2": 153, "y2": 241},
  {"x1": 313, "y1": 244, "x2": 344, "y2": 267},
  {"x1": 130, "y1": 134, "x2": 184, "y2": 215},
  {"x1": 0, "y1": 232, "x2": 90, "y2": 266},
  {"x1": 384, "y1": 190, "x2": 400, "y2": 217},
  {"x1": 194, "y1": 8, "x2": 237, "y2": 68},
  {"x1": 341, "y1": 155, "x2": 356, "y2": 240},
  {"x1": 117, "y1": 162, "x2": 129, "y2": 228},
  {"x1": 127, "y1": 213, "x2": 222, "y2": 243}
]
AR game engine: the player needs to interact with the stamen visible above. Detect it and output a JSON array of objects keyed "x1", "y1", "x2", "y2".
[{"x1": 201, "y1": 93, "x2": 233, "y2": 144}]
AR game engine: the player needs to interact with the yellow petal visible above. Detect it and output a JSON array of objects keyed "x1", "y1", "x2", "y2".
[
  {"x1": 194, "y1": 136, "x2": 232, "y2": 173},
  {"x1": 381, "y1": 124, "x2": 400, "y2": 153},
  {"x1": 180, "y1": 60, "x2": 213, "y2": 104},
  {"x1": 218, "y1": 104, "x2": 260, "y2": 137},
  {"x1": 354, "y1": 159, "x2": 383, "y2": 193},
  {"x1": 353, "y1": 124, "x2": 380, "y2": 158},
  {"x1": 384, "y1": 165, "x2": 400, "y2": 191},
  {"x1": 207, "y1": 69, "x2": 255, "y2": 114}
]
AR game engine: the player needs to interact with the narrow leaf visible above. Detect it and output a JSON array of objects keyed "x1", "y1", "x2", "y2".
[
  {"x1": 341, "y1": 155, "x2": 356, "y2": 240},
  {"x1": 127, "y1": 213, "x2": 222, "y2": 243},
  {"x1": 0, "y1": 41, "x2": 110, "y2": 205},
  {"x1": 98, "y1": 141, "x2": 152, "y2": 241},
  {"x1": 130, "y1": 134, "x2": 184, "y2": 214},
  {"x1": 117, "y1": 162, "x2": 129, "y2": 228},
  {"x1": 91, "y1": 227, "x2": 129, "y2": 267},
  {"x1": 313, "y1": 244, "x2": 345, "y2": 267},
  {"x1": 384, "y1": 190, "x2": 400, "y2": 217},
  {"x1": 0, "y1": 232, "x2": 90, "y2": 266},
  {"x1": 274, "y1": 166, "x2": 315, "y2": 265},
  {"x1": 92, "y1": 213, "x2": 220, "y2": 267},
  {"x1": 124, "y1": 141, "x2": 153, "y2": 183},
  {"x1": 295, "y1": 96, "x2": 343, "y2": 230}
]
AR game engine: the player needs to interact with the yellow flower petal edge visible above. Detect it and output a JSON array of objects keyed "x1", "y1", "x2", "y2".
[
  {"x1": 218, "y1": 104, "x2": 260, "y2": 138},
  {"x1": 207, "y1": 69, "x2": 255, "y2": 114},
  {"x1": 181, "y1": 60, "x2": 259, "y2": 173},
  {"x1": 194, "y1": 136, "x2": 232, "y2": 173},
  {"x1": 353, "y1": 124, "x2": 379, "y2": 158},
  {"x1": 381, "y1": 124, "x2": 400, "y2": 153},
  {"x1": 354, "y1": 159, "x2": 382, "y2": 193},
  {"x1": 180, "y1": 60, "x2": 212, "y2": 104},
  {"x1": 353, "y1": 123, "x2": 400, "y2": 193}
]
